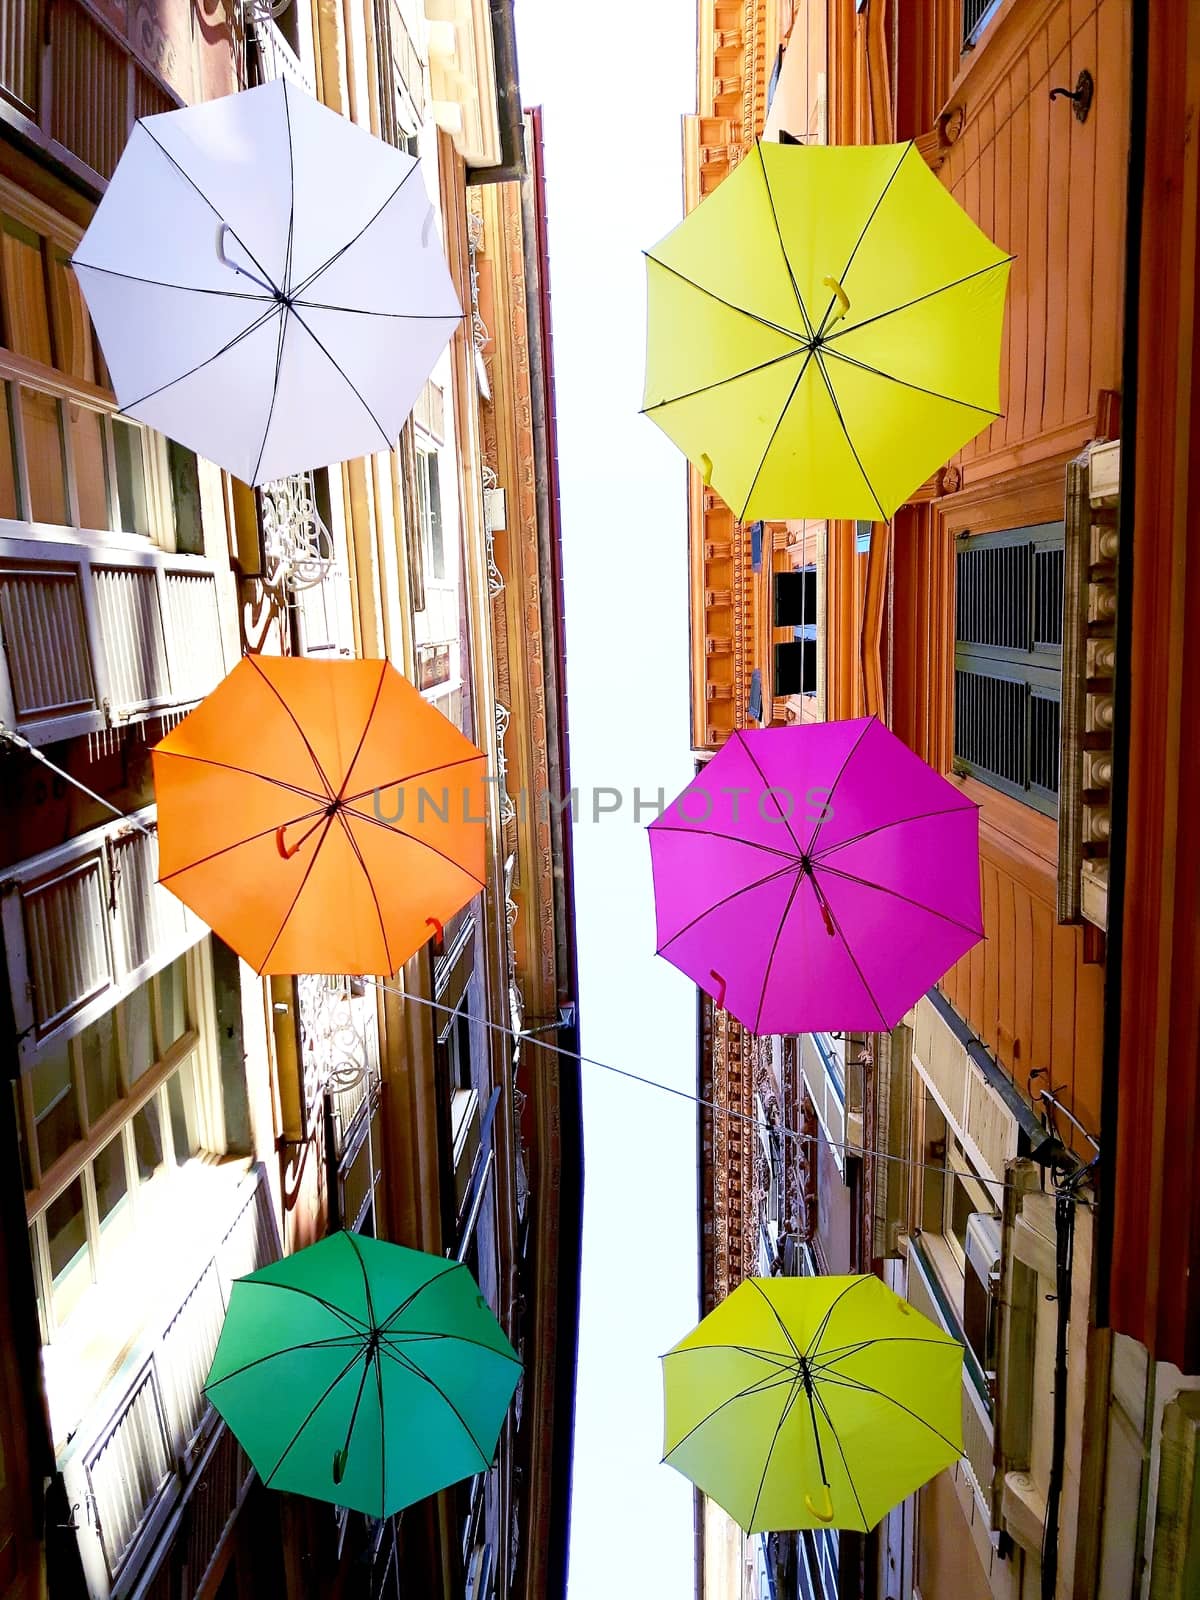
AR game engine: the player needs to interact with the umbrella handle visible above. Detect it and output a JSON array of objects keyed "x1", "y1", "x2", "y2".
[
  {"x1": 709, "y1": 970, "x2": 727, "y2": 1009},
  {"x1": 216, "y1": 223, "x2": 278, "y2": 298},
  {"x1": 805, "y1": 1484, "x2": 835, "y2": 1523},
  {"x1": 426, "y1": 916, "x2": 445, "y2": 951},
  {"x1": 275, "y1": 825, "x2": 301, "y2": 860},
  {"x1": 822, "y1": 275, "x2": 851, "y2": 325}
]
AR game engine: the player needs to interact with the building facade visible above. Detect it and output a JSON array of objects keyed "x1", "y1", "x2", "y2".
[
  {"x1": 0, "y1": 4, "x2": 579, "y2": 1598},
  {"x1": 689, "y1": 3, "x2": 1198, "y2": 1599}
]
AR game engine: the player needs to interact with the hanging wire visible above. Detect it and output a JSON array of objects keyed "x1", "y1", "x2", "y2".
[{"x1": 365, "y1": 976, "x2": 1058, "y2": 1201}]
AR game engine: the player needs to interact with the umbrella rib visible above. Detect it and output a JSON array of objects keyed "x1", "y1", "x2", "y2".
[
  {"x1": 70, "y1": 261, "x2": 273, "y2": 304},
  {"x1": 378, "y1": 1262, "x2": 465, "y2": 1333},
  {"x1": 811, "y1": 1383, "x2": 870, "y2": 1529},
  {"x1": 137, "y1": 122, "x2": 281, "y2": 294},
  {"x1": 647, "y1": 825, "x2": 798, "y2": 864},
  {"x1": 157, "y1": 812, "x2": 328, "y2": 885},
  {"x1": 752, "y1": 873, "x2": 803, "y2": 1035},
  {"x1": 234, "y1": 1277, "x2": 369, "y2": 1333},
  {"x1": 821, "y1": 344, "x2": 1001, "y2": 418},
  {"x1": 331, "y1": 805, "x2": 396, "y2": 978},
  {"x1": 379, "y1": 1344, "x2": 493, "y2": 1471},
  {"x1": 737, "y1": 731, "x2": 805, "y2": 853},
  {"x1": 343, "y1": 1229, "x2": 379, "y2": 1327},
  {"x1": 644, "y1": 253, "x2": 804, "y2": 340},
  {"x1": 736, "y1": 346, "x2": 817, "y2": 523},
  {"x1": 281, "y1": 77, "x2": 297, "y2": 298},
  {"x1": 340, "y1": 752, "x2": 487, "y2": 809},
  {"x1": 747, "y1": 1374, "x2": 806, "y2": 1530},
  {"x1": 756, "y1": 138, "x2": 815, "y2": 339},
  {"x1": 816, "y1": 1370, "x2": 963, "y2": 1455},
  {"x1": 386, "y1": 1329, "x2": 523, "y2": 1367},
  {"x1": 262, "y1": 1349, "x2": 365, "y2": 1488},
  {"x1": 245, "y1": 655, "x2": 337, "y2": 802},
  {"x1": 663, "y1": 1343, "x2": 796, "y2": 1368},
  {"x1": 117, "y1": 301, "x2": 282, "y2": 418},
  {"x1": 290, "y1": 161, "x2": 423, "y2": 303},
  {"x1": 807, "y1": 868, "x2": 893, "y2": 1030},
  {"x1": 824, "y1": 257, "x2": 1016, "y2": 345},
  {"x1": 286, "y1": 302, "x2": 395, "y2": 454},
  {"x1": 640, "y1": 346, "x2": 807, "y2": 415},
  {"x1": 662, "y1": 1369, "x2": 801, "y2": 1462},
  {"x1": 805, "y1": 716, "x2": 877, "y2": 856},
  {"x1": 203, "y1": 1334, "x2": 368, "y2": 1394},
  {"x1": 656, "y1": 864, "x2": 799, "y2": 958},
  {"x1": 812, "y1": 1336, "x2": 958, "y2": 1373},
  {"x1": 249, "y1": 296, "x2": 290, "y2": 486},
  {"x1": 805, "y1": 1276, "x2": 870, "y2": 1360},
  {"x1": 747, "y1": 1277, "x2": 803, "y2": 1362},
  {"x1": 292, "y1": 300, "x2": 462, "y2": 321},
  {"x1": 813, "y1": 141, "x2": 912, "y2": 342},
  {"x1": 256, "y1": 810, "x2": 341, "y2": 972},
  {"x1": 815, "y1": 861, "x2": 985, "y2": 937},
  {"x1": 375, "y1": 1343, "x2": 386, "y2": 1521},
  {"x1": 813, "y1": 801, "x2": 976, "y2": 860},
  {"x1": 812, "y1": 349, "x2": 888, "y2": 521},
  {"x1": 343, "y1": 807, "x2": 488, "y2": 891},
  {"x1": 150, "y1": 749, "x2": 327, "y2": 806},
  {"x1": 335, "y1": 660, "x2": 390, "y2": 801}
]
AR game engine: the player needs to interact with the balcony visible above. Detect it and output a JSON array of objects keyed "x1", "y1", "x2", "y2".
[{"x1": 57, "y1": 1164, "x2": 281, "y2": 1599}]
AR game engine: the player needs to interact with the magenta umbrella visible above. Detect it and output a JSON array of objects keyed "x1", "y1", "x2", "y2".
[{"x1": 647, "y1": 717, "x2": 982, "y2": 1034}]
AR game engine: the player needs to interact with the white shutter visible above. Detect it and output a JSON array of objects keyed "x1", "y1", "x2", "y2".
[
  {"x1": 0, "y1": 532, "x2": 226, "y2": 744},
  {"x1": 3, "y1": 809, "x2": 203, "y2": 1066}
]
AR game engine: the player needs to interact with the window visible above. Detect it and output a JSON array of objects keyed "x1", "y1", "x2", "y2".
[
  {"x1": 747, "y1": 668, "x2": 763, "y2": 722},
  {"x1": 855, "y1": 519, "x2": 872, "y2": 555},
  {"x1": 416, "y1": 447, "x2": 446, "y2": 581},
  {"x1": 749, "y1": 520, "x2": 763, "y2": 572},
  {"x1": 954, "y1": 523, "x2": 1064, "y2": 815},
  {"x1": 16, "y1": 948, "x2": 218, "y2": 1345},
  {"x1": 914, "y1": 1086, "x2": 1000, "y2": 1406},
  {"x1": 773, "y1": 566, "x2": 818, "y2": 697},
  {"x1": 962, "y1": 0, "x2": 1004, "y2": 50},
  {"x1": 0, "y1": 201, "x2": 202, "y2": 552}
]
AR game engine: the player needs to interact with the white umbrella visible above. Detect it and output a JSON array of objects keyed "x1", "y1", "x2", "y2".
[{"x1": 72, "y1": 79, "x2": 462, "y2": 486}]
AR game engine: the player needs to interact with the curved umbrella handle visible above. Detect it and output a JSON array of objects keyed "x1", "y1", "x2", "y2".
[
  {"x1": 215, "y1": 223, "x2": 278, "y2": 297},
  {"x1": 276, "y1": 824, "x2": 301, "y2": 860},
  {"x1": 709, "y1": 970, "x2": 727, "y2": 1009},
  {"x1": 426, "y1": 916, "x2": 445, "y2": 951},
  {"x1": 822, "y1": 275, "x2": 851, "y2": 325},
  {"x1": 805, "y1": 1484, "x2": 835, "y2": 1523}
]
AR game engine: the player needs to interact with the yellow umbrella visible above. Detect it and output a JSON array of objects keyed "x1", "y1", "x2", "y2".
[
  {"x1": 662, "y1": 1275, "x2": 963, "y2": 1532},
  {"x1": 642, "y1": 141, "x2": 1011, "y2": 521}
]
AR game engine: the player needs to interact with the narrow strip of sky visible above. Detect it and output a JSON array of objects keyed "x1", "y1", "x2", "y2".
[{"x1": 513, "y1": 3, "x2": 700, "y2": 1594}]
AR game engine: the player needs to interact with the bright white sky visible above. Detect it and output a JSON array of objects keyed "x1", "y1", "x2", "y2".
[{"x1": 513, "y1": 3, "x2": 700, "y2": 1593}]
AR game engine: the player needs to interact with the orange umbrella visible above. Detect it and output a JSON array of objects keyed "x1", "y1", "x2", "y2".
[{"x1": 152, "y1": 656, "x2": 487, "y2": 975}]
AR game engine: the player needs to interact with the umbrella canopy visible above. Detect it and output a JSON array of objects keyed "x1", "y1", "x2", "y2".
[
  {"x1": 72, "y1": 78, "x2": 461, "y2": 485},
  {"x1": 647, "y1": 717, "x2": 982, "y2": 1033},
  {"x1": 205, "y1": 1232, "x2": 521, "y2": 1518},
  {"x1": 663, "y1": 1275, "x2": 963, "y2": 1532},
  {"x1": 153, "y1": 655, "x2": 486, "y2": 975},
  {"x1": 642, "y1": 139, "x2": 1011, "y2": 520}
]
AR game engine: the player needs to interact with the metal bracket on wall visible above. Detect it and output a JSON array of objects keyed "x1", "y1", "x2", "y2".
[{"x1": 1050, "y1": 69, "x2": 1094, "y2": 122}]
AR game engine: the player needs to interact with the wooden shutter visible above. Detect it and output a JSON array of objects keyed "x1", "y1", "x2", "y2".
[
  {"x1": 954, "y1": 522, "x2": 1065, "y2": 815},
  {"x1": 0, "y1": 532, "x2": 227, "y2": 743}
]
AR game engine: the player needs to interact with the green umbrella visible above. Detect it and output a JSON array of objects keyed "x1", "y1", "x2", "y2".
[{"x1": 204, "y1": 1231, "x2": 521, "y2": 1517}]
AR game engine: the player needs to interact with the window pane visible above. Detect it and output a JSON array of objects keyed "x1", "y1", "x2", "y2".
[
  {"x1": 133, "y1": 1097, "x2": 166, "y2": 1185},
  {"x1": 112, "y1": 419, "x2": 151, "y2": 537},
  {"x1": 426, "y1": 453, "x2": 445, "y2": 579},
  {"x1": 67, "y1": 403, "x2": 110, "y2": 531},
  {"x1": 0, "y1": 384, "x2": 19, "y2": 519},
  {"x1": 80, "y1": 1012, "x2": 121, "y2": 1128},
  {"x1": 156, "y1": 956, "x2": 189, "y2": 1053},
  {"x1": 125, "y1": 982, "x2": 154, "y2": 1084},
  {"x1": 47, "y1": 245, "x2": 97, "y2": 383},
  {"x1": 167, "y1": 1061, "x2": 200, "y2": 1165},
  {"x1": 31, "y1": 1041, "x2": 80, "y2": 1173},
  {"x1": 45, "y1": 1175, "x2": 88, "y2": 1296},
  {"x1": 94, "y1": 1133, "x2": 130, "y2": 1237},
  {"x1": 1, "y1": 217, "x2": 52, "y2": 366},
  {"x1": 168, "y1": 440, "x2": 203, "y2": 553},
  {"x1": 20, "y1": 388, "x2": 68, "y2": 525}
]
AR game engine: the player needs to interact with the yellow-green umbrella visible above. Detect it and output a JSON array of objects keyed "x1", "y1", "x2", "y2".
[
  {"x1": 642, "y1": 140, "x2": 1011, "y2": 521},
  {"x1": 662, "y1": 1274, "x2": 963, "y2": 1532}
]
